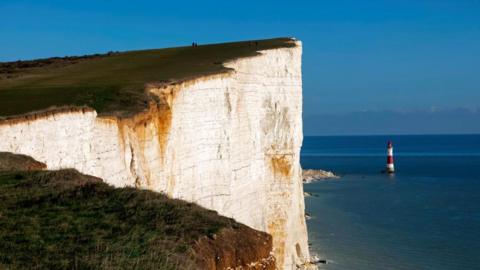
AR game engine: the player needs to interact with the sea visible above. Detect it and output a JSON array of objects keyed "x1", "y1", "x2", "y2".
[{"x1": 301, "y1": 135, "x2": 480, "y2": 270}]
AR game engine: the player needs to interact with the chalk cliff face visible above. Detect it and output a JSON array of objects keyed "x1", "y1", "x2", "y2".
[{"x1": 0, "y1": 41, "x2": 308, "y2": 268}]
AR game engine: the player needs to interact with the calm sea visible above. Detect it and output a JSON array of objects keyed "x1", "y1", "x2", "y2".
[{"x1": 301, "y1": 135, "x2": 480, "y2": 270}]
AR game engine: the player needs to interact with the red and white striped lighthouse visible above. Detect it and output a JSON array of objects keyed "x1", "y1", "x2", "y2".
[{"x1": 386, "y1": 141, "x2": 395, "y2": 173}]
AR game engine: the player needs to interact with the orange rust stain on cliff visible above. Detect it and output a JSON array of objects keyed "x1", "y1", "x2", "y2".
[
  {"x1": 270, "y1": 155, "x2": 292, "y2": 178},
  {"x1": 98, "y1": 88, "x2": 175, "y2": 190},
  {"x1": 155, "y1": 106, "x2": 173, "y2": 160},
  {"x1": 126, "y1": 88, "x2": 175, "y2": 190},
  {"x1": 133, "y1": 117, "x2": 151, "y2": 187},
  {"x1": 116, "y1": 120, "x2": 128, "y2": 155},
  {"x1": 148, "y1": 86, "x2": 177, "y2": 160},
  {"x1": 152, "y1": 87, "x2": 176, "y2": 193},
  {"x1": 158, "y1": 108, "x2": 174, "y2": 193},
  {"x1": 166, "y1": 174, "x2": 175, "y2": 197},
  {"x1": 267, "y1": 218, "x2": 287, "y2": 268}
]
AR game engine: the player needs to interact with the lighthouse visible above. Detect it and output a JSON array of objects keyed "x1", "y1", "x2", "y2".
[{"x1": 386, "y1": 141, "x2": 395, "y2": 173}]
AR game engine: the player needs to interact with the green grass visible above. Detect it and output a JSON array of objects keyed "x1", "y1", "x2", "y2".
[
  {"x1": 0, "y1": 38, "x2": 296, "y2": 117},
  {"x1": 0, "y1": 169, "x2": 237, "y2": 270}
]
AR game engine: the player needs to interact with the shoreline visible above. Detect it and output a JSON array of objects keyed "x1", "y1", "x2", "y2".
[{"x1": 302, "y1": 168, "x2": 338, "y2": 268}]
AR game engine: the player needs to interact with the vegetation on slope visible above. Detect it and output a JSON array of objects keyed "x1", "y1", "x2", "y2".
[
  {"x1": 0, "y1": 163, "x2": 274, "y2": 269},
  {"x1": 0, "y1": 38, "x2": 296, "y2": 117},
  {"x1": 0, "y1": 152, "x2": 47, "y2": 171}
]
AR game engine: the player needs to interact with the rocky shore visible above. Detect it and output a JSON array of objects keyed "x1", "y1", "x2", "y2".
[
  {"x1": 302, "y1": 169, "x2": 336, "y2": 269},
  {"x1": 303, "y1": 169, "x2": 339, "y2": 183}
]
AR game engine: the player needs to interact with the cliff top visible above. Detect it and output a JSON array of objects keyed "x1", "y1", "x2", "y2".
[
  {"x1": 0, "y1": 37, "x2": 297, "y2": 118},
  {"x1": 0, "y1": 152, "x2": 274, "y2": 269}
]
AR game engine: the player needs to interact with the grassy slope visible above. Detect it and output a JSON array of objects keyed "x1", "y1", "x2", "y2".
[
  {"x1": 0, "y1": 169, "x2": 238, "y2": 270},
  {"x1": 0, "y1": 38, "x2": 295, "y2": 117}
]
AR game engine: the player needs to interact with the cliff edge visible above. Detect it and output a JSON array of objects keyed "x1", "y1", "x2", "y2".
[{"x1": 0, "y1": 38, "x2": 309, "y2": 269}]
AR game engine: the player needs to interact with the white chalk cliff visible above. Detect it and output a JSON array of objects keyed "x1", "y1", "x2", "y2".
[{"x1": 0, "y1": 41, "x2": 308, "y2": 269}]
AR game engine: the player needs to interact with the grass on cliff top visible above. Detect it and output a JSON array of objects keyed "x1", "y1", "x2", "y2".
[
  {"x1": 0, "y1": 38, "x2": 296, "y2": 117},
  {"x1": 0, "y1": 169, "x2": 236, "y2": 270}
]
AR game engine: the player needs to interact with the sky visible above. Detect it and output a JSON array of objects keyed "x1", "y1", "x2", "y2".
[{"x1": 1, "y1": 0, "x2": 479, "y2": 135}]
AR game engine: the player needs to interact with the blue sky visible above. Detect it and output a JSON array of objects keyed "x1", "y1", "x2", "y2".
[{"x1": 1, "y1": 0, "x2": 479, "y2": 134}]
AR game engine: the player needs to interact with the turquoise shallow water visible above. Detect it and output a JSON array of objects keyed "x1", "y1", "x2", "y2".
[{"x1": 301, "y1": 135, "x2": 480, "y2": 270}]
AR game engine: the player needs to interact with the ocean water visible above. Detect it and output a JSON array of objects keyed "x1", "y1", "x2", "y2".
[{"x1": 301, "y1": 135, "x2": 480, "y2": 270}]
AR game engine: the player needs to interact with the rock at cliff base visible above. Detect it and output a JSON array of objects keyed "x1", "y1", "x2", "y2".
[{"x1": 303, "y1": 169, "x2": 339, "y2": 183}]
